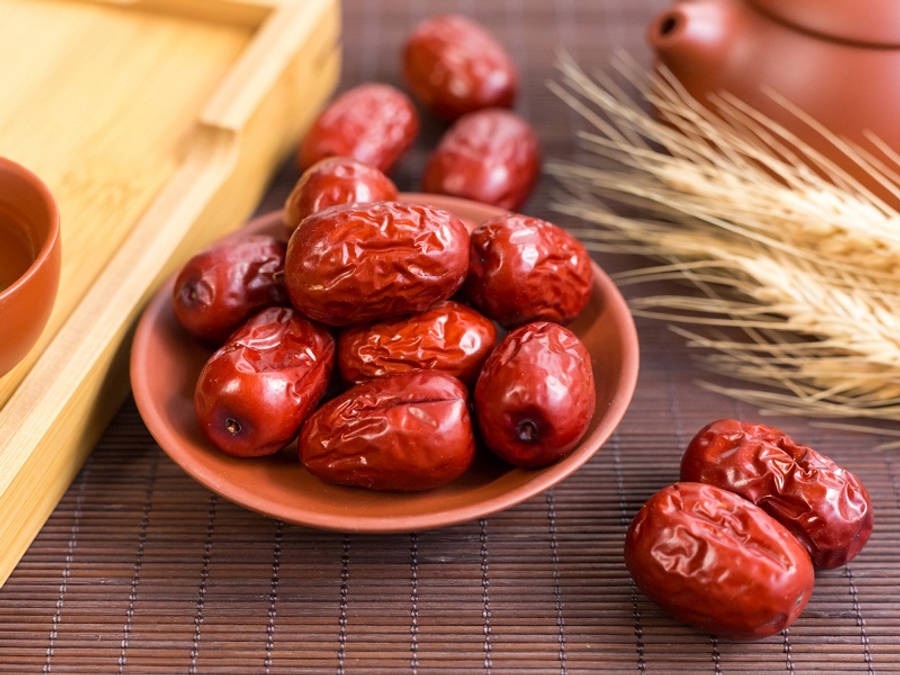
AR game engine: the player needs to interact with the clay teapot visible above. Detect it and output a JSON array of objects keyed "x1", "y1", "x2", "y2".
[{"x1": 648, "y1": 0, "x2": 900, "y2": 200}]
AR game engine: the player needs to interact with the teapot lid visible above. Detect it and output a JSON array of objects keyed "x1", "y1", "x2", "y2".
[{"x1": 750, "y1": 0, "x2": 900, "y2": 47}]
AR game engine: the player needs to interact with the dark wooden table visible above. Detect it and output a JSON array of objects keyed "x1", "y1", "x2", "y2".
[{"x1": 2, "y1": 1, "x2": 897, "y2": 672}]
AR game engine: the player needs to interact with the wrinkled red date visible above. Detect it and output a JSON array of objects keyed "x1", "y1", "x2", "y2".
[
  {"x1": 194, "y1": 307, "x2": 334, "y2": 457},
  {"x1": 299, "y1": 371, "x2": 475, "y2": 491},
  {"x1": 338, "y1": 301, "x2": 497, "y2": 384},
  {"x1": 625, "y1": 482, "x2": 815, "y2": 640},
  {"x1": 284, "y1": 201, "x2": 470, "y2": 326},
  {"x1": 465, "y1": 214, "x2": 592, "y2": 328},
  {"x1": 422, "y1": 109, "x2": 540, "y2": 210},
  {"x1": 474, "y1": 321, "x2": 595, "y2": 467},
  {"x1": 298, "y1": 83, "x2": 419, "y2": 173},
  {"x1": 173, "y1": 235, "x2": 288, "y2": 343},
  {"x1": 284, "y1": 156, "x2": 398, "y2": 234},
  {"x1": 403, "y1": 14, "x2": 518, "y2": 121},
  {"x1": 681, "y1": 419, "x2": 874, "y2": 569}
]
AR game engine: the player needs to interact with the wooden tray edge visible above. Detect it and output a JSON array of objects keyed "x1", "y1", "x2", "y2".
[{"x1": 0, "y1": 0, "x2": 340, "y2": 587}]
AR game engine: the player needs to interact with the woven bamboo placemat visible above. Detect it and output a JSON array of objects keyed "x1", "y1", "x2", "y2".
[{"x1": 2, "y1": 1, "x2": 898, "y2": 672}]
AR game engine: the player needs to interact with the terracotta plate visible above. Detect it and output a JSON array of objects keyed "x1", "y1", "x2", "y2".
[{"x1": 130, "y1": 194, "x2": 639, "y2": 532}]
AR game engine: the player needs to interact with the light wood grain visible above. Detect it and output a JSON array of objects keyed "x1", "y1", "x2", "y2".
[
  {"x1": 0, "y1": 0, "x2": 251, "y2": 407},
  {"x1": 0, "y1": 0, "x2": 340, "y2": 586}
]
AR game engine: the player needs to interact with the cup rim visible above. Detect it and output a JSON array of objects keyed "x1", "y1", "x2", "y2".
[{"x1": 0, "y1": 157, "x2": 60, "y2": 302}]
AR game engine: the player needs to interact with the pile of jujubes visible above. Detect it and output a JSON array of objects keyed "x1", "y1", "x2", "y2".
[
  {"x1": 171, "y1": 15, "x2": 596, "y2": 492},
  {"x1": 168, "y1": 12, "x2": 875, "y2": 643}
]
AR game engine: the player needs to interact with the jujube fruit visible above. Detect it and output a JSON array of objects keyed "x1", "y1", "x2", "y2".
[
  {"x1": 299, "y1": 371, "x2": 475, "y2": 491},
  {"x1": 298, "y1": 83, "x2": 419, "y2": 173},
  {"x1": 338, "y1": 301, "x2": 496, "y2": 384},
  {"x1": 625, "y1": 482, "x2": 815, "y2": 641},
  {"x1": 284, "y1": 201, "x2": 470, "y2": 326},
  {"x1": 465, "y1": 214, "x2": 592, "y2": 328},
  {"x1": 681, "y1": 419, "x2": 873, "y2": 569},
  {"x1": 422, "y1": 109, "x2": 540, "y2": 210},
  {"x1": 194, "y1": 307, "x2": 334, "y2": 457},
  {"x1": 474, "y1": 321, "x2": 595, "y2": 467},
  {"x1": 284, "y1": 156, "x2": 398, "y2": 234},
  {"x1": 403, "y1": 14, "x2": 518, "y2": 120},
  {"x1": 173, "y1": 236, "x2": 288, "y2": 343}
]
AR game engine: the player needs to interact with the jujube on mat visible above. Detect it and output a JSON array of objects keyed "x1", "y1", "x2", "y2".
[
  {"x1": 474, "y1": 321, "x2": 595, "y2": 468},
  {"x1": 299, "y1": 371, "x2": 475, "y2": 491},
  {"x1": 625, "y1": 482, "x2": 815, "y2": 640},
  {"x1": 297, "y1": 83, "x2": 419, "y2": 173},
  {"x1": 465, "y1": 214, "x2": 592, "y2": 328},
  {"x1": 172, "y1": 235, "x2": 288, "y2": 343},
  {"x1": 681, "y1": 418, "x2": 874, "y2": 569},
  {"x1": 338, "y1": 300, "x2": 497, "y2": 384},
  {"x1": 403, "y1": 14, "x2": 518, "y2": 121},
  {"x1": 284, "y1": 201, "x2": 470, "y2": 326},
  {"x1": 284, "y1": 156, "x2": 398, "y2": 234},
  {"x1": 422, "y1": 109, "x2": 540, "y2": 210},
  {"x1": 194, "y1": 307, "x2": 334, "y2": 457}
]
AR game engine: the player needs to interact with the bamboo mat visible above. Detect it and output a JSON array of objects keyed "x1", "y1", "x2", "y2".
[{"x1": 2, "y1": 1, "x2": 899, "y2": 672}]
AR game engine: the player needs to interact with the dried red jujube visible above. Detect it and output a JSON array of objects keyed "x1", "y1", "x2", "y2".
[
  {"x1": 172, "y1": 236, "x2": 288, "y2": 343},
  {"x1": 681, "y1": 419, "x2": 874, "y2": 569},
  {"x1": 465, "y1": 214, "x2": 592, "y2": 328},
  {"x1": 338, "y1": 300, "x2": 496, "y2": 384},
  {"x1": 284, "y1": 201, "x2": 470, "y2": 326},
  {"x1": 298, "y1": 83, "x2": 419, "y2": 173},
  {"x1": 194, "y1": 307, "x2": 334, "y2": 457},
  {"x1": 474, "y1": 321, "x2": 595, "y2": 467},
  {"x1": 284, "y1": 156, "x2": 398, "y2": 234},
  {"x1": 422, "y1": 109, "x2": 540, "y2": 210},
  {"x1": 625, "y1": 482, "x2": 815, "y2": 640},
  {"x1": 403, "y1": 14, "x2": 518, "y2": 121},
  {"x1": 299, "y1": 371, "x2": 475, "y2": 491}
]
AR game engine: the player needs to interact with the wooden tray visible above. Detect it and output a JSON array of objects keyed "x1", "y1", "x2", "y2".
[{"x1": 0, "y1": 0, "x2": 340, "y2": 586}]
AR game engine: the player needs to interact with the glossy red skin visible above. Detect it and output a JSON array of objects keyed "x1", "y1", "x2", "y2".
[
  {"x1": 403, "y1": 14, "x2": 518, "y2": 121},
  {"x1": 298, "y1": 83, "x2": 419, "y2": 173},
  {"x1": 172, "y1": 236, "x2": 288, "y2": 343},
  {"x1": 194, "y1": 307, "x2": 334, "y2": 457},
  {"x1": 284, "y1": 156, "x2": 398, "y2": 234},
  {"x1": 299, "y1": 371, "x2": 475, "y2": 491},
  {"x1": 284, "y1": 201, "x2": 470, "y2": 326},
  {"x1": 625, "y1": 482, "x2": 815, "y2": 640},
  {"x1": 465, "y1": 214, "x2": 592, "y2": 328},
  {"x1": 681, "y1": 419, "x2": 874, "y2": 569},
  {"x1": 338, "y1": 301, "x2": 497, "y2": 384},
  {"x1": 474, "y1": 322, "x2": 595, "y2": 467},
  {"x1": 422, "y1": 109, "x2": 540, "y2": 210}
]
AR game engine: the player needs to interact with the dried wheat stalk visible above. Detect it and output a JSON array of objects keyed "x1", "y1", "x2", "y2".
[{"x1": 548, "y1": 52, "x2": 900, "y2": 443}]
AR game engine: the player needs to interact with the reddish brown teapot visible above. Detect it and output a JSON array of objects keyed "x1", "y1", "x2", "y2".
[{"x1": 649, "y1": 0, "x2": 900, "y2": 199}]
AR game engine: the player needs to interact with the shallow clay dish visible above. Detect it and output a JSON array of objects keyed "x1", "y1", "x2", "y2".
[{"x1": 131, "y1": 194, "x2": 639, "y2": 532}]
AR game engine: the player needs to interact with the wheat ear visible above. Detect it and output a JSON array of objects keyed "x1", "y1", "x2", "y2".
[{"x1": 549, "y1": 52, "x2": 900, "y2": 439}]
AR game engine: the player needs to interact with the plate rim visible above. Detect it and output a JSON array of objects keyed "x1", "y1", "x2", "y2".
[{"x1": 130, "y1": 195, "x2": 640, "y2": 532}]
